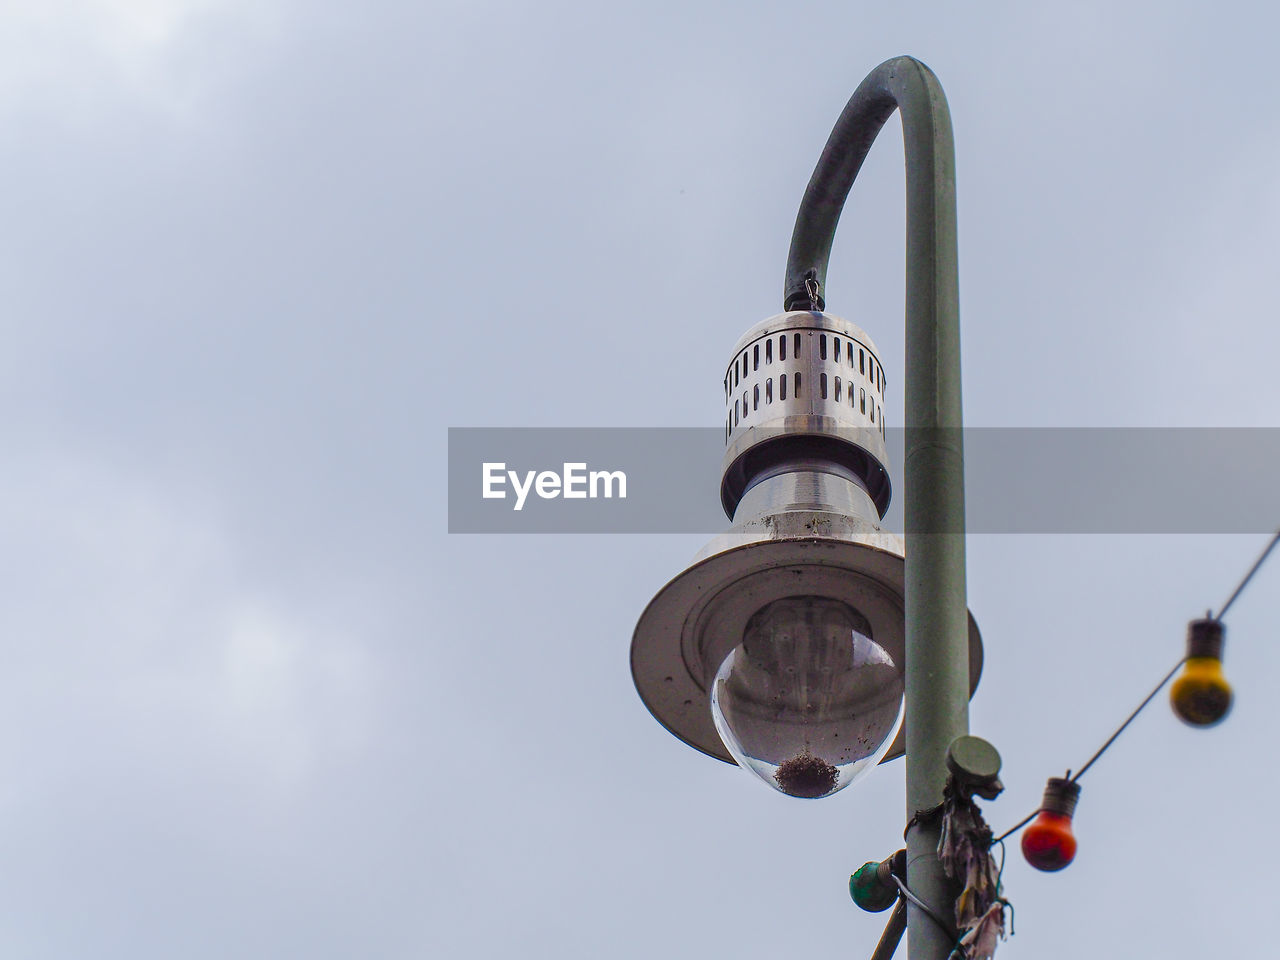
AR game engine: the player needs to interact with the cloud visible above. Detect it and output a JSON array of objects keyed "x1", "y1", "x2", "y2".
[
  {"x1": 0, "y1": 440, "x2": 377, "y2": 806},
  {"x1": 0, "y1": 0, "x2": 280, "y2": 121}
]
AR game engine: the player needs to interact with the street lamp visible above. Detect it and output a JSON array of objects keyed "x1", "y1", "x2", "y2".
[{"x1": 631, "y1": 56, "x2": 979, "y2": 960}]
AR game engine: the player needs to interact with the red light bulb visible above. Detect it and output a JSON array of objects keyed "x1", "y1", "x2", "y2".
[{"x1": 1021, "y1": 777, "x2": 1081, "y2": 872}]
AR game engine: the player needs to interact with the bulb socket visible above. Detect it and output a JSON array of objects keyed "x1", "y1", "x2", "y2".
[
  {"x1": 1040, "y1": 777, "x2": 1081, "y2": 819},
  {"x1": 1186, "y1": 618, "x2": 1225, "y2": 661},
  {"x1": 881, "y1": 848, "x2": 906, "y2": 884}
]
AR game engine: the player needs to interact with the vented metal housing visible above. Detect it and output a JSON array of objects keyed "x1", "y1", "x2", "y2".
[{"x1": 720, "y1": 311, "x2": 891, "y2": 520}]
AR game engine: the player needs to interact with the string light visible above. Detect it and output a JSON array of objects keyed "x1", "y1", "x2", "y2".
[
  {"x1": 849, "y1": 852, "x2": 903, "y2": 913},
  {"x1": 1170, "y1": 618, "x2": 1232, "y2": 727},
  {"x1": 994, "y1": 531, "x2": 1278, "y2": 866},
  {"x1": 845, "y1": 534, "x2": 1277, "y2": 950},
  {"x1": 1020, "y1": 778, "x2": 1081, "y2": 872}
]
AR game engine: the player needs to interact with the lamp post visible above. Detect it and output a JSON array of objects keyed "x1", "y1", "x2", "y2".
[{"x1": 632, "y1": 56, "x2": 974, "y2": 960}]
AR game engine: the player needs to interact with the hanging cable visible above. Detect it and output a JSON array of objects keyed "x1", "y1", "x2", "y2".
[
  {"x1": 1068, "y1": 657, "x2": 1186, "y2": 784},
  {"x1": 1215, "y1": 530, "x2": 1280, "y2": 620},
  {"x1": 991, "y1": 810, "x2": 1037, "y2": 846}
]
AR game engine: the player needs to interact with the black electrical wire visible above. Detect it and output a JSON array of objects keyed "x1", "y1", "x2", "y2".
[
  {"x1": 1068, "y1": 656, "x2": 1187, "y2": 784},
  {"x1": 1215, "y1": 530, "x2": 1280, "y2": 621},
  {"x1": 993, "y1": 837, "x2": 1008, "y2": 887},
  {"x1": 991, "y1": 810, "x2": 1038, "y2": 847}
]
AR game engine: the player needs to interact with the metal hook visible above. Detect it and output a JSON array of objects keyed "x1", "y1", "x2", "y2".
[{"x1": 804, "y1": 276, "x2": 822, "y2": 310}]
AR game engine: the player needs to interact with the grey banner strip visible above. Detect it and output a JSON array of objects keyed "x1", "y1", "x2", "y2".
[{"x1": 448, "y1": 428, "x2": 1280, "y2": 534}]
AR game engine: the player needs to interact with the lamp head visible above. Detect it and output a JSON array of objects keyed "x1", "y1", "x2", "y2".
[{"x1": 631, "y1": 312, "x2": 983, "y2": 796}]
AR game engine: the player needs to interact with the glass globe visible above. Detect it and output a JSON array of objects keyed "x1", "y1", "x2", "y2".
[{"x1": 710, "y1": 596, "x2": 904, "y2": 798}]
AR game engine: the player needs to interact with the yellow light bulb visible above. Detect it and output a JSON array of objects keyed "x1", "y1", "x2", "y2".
[
  {"x1": 1170, "y1": 656, "x2": 1233, "y2": 727},
  {"x1": 1170, "y1": 618, "x2": 1232, "y2": 727}
]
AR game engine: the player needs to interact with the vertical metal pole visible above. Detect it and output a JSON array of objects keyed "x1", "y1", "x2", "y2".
[{"x1": 784, "y1": 56, "x2": 969, "y2": 960}]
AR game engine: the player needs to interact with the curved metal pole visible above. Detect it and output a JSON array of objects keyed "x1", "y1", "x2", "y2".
[{"x1": 786, "y1": 57, "x2": 969, "y2": 960}]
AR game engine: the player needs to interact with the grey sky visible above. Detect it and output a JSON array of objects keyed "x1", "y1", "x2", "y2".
[{"x1": 1, "y1": 1, "x2": 1276, "y2": 957}]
